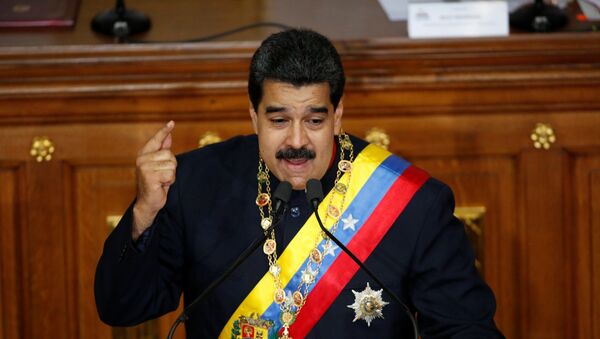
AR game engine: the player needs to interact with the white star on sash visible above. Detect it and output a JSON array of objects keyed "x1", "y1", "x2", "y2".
[
  {"x1": 322, "y1": 243, "x2": 338, "y2": 257},
  {"x1": 342, "y1": 214, "x2": 359, "y2": 232}
]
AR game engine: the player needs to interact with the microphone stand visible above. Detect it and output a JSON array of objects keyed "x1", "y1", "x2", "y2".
[{"x1": 306, "y1": 179, "x2": 418, "y2": 339}]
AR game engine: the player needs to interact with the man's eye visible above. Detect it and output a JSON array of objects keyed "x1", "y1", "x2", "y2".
[
  {"x1": 271, "y1": 118, "x2": 287, "y2": 125},
  {"x1": 308, "y1": 119, "x2": 324, "y2": 125}
]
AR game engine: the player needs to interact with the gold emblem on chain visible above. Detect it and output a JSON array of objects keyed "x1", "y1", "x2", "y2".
[
  {"x1": 261, "y1": 217, "x2": 272, "y2": 230},
  {"x1": 334, "y1": 182, "x2": 347, "y2": 194},
  {"x1": 292, "y1": 291, "x2": 304, "y2": 307},
  {"x1": 338, "y1": 160, "x2": 352, "y2": 173},
  {"x1": 263, "y1": 239, "x2": 277, "y2": 255},
  {"x1": 310, "y1": 248, "x2": 323, "y2": 264},
  {"x1": 256, "y1": 193, "x2": 270, "y2": 207}
]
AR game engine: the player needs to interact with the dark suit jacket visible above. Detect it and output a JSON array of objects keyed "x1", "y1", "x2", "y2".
[{"x1": 95, "y1": 134, "x2": 503, "y2": 338}]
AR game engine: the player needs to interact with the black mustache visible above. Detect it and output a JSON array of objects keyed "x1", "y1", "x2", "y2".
[{"x1": 276, "y1": 147, "x2": 316, "y2": 160}]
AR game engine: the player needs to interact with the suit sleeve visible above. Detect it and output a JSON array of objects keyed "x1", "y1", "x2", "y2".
[
  {"x1": 409, "y1": 183, "x2": 504, "y2": 339},
  {"x1": 94, "y1": 180, "x2": 185, "y2": 326}
]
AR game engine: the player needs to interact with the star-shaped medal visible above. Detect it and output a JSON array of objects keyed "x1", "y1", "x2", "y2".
[
  {"x1": 347, "y1": 283, "x2": 389, "y2": 327},
  {"x1": 342, "y1": 214, "x2": 359, "y2": 232}
]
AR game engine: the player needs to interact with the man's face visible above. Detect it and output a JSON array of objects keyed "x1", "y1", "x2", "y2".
[{"x1": 250, "y1": 80, "x2": 343, "y2": 190}]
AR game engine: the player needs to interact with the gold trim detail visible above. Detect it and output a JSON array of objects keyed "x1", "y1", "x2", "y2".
[
  {"x1": 530, "y1": 123, "x2": 556, "y2": 150},
  {"x1": 365, "y1": 128, "x2": 390, "y2": 150},
  {"x1": 13, "y1": 5, "x2": 31, "y2": 13},
  {"x1": 30, "y1": 136, "x2": 55, "y2": 162},
  {"x1": 455, "y1": 206, "x2": 486, "y2": 271},
  {"x1": 198, "y1": 131, "x2": 222, "y2": 148},
  {"x1": 106, "y1": 215, "x2": 122, "y2": 229}
]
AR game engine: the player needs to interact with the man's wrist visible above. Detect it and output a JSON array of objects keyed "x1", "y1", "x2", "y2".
[{"x1": 132, "y1": 203, "x2": 157, "y2": 241}]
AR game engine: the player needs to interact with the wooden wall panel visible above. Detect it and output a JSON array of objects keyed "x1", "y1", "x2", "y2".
[
  {"x1": 69, "y1": 161, "x2": 183, "y2": 339},
  {"x1": 67, "y1": 147, "x2": 245, "y2": 339},
  {"x1": 573, "y1": 155, "x2": 600, "y2": 339},
  {"x1": 72, "y1": 164, "x2": 136, "y2": 339},
  {"x1": 0, "y1": 164, "x2": 24, "y2": 339},
  {"x1": 592, "y1": 167, "x2": 600, "y2": 339},
  {"x1": 520, "y1": 151, "x2": 566, "y2": 339},
  {"x1": 24, "y1": 161, "x2": 72, "y2": 338},
  {"x1": 408, "y1": 156, "x2": 518, "y2": 339}
]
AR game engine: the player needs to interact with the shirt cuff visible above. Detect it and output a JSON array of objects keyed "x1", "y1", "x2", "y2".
[{"x1": 132, "y1": 226, "x2": 154, "y2": 253}]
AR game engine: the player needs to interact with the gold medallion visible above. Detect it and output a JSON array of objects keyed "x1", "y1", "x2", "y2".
[
  {"x1": 280, "y1": 311, "x2": 295, "y2": 325},
  {"x1": 338, "y1": 160, "x2": 352, "y2": 173},
  {"x1": 274, "y1": 288, "x2": 286, "y2": 304},
  {"x1": 263, "y1": 239, "x2": 276, "y2": 255},
  {"x1": 341, "y1": 138, "x2": 353, "y2": 150},
  {"x1": 257, "y1": 171, "x2": 269, "y2": 183},
  {"x1": 292, "y1": 291, "x2": 304, "y2": 307},
  {"x1": 261, "y1": 217, "x2": 272, "y2": 230},
  {"x1": 334, "y1": 182, "x2": 347, "y2": 194},
  {"x1": 327, "y1": 205, "x2": 340, "y2": 219},
  {"x1": 310, "y1": 248, "x2": 323, "y2": 264},
  {"x1": 256, "y1": 193, "x2": 270, "y2": 207}
]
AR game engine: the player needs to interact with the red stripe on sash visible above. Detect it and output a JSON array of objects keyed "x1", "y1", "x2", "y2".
[{"x1": 289, "y1": 166, "x2": 429, "y2": 338}]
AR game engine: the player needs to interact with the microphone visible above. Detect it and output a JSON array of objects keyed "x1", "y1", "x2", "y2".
[
  {"x1": 305, "y1": 179, "x2": 418, "y2": 339},
  {"x1": 91, "y1": 0, "x2": 151, "y2": 39},
  {"x1": 166, "y1": 181, "x2": 292, "y2": 339},
  {"x1": 272, "y1": 181, "x2": 292, "y2": 225}
]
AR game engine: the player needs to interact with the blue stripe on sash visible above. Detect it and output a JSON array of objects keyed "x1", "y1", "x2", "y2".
[{"x1": 261, "y1": 155, "x2": 411, "y2": 333}]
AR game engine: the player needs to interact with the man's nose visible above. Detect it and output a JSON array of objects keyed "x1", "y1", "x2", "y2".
[{"x1": 287, "y1": 122, "x2": 309, "y2": 149}]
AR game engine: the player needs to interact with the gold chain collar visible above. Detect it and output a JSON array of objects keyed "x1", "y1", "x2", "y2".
[{"x1": 255, "y1": 132, "x2": 354, "y2": 339}]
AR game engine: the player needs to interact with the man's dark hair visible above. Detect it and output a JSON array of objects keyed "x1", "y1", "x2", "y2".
[{"x1": 248, "y1": 29, "x2": 345, "y2": 112}]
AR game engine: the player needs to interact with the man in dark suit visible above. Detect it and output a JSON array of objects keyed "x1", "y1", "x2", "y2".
[{"x1": 95, "y1": 29, "x2": 503, "y2": 339}]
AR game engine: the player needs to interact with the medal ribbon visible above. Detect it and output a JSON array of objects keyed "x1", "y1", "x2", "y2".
[{"x1": 219, "y1": 145, "x2": 428, "y2": 339}]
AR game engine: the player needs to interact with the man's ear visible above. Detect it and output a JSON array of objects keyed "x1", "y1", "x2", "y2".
[
  {"x1": 333, "y1": 97, "x2": 344, "y2": 135},
  {"x1": 249, "y1": 102, "x2": 259, "y2": 134}
]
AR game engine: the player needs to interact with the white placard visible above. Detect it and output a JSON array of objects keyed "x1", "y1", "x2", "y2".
[
  {"x1": 378, "y1": 0, "x2": 409, "y2": 21},
  {"x1": 408, "y1": 1, "x2": 509, "y2": 39},
  {"x1": 578, "y1": 0, "x2": 600, "y2": 20}
]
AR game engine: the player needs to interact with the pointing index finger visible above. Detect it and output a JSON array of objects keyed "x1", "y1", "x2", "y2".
[{"x1": 140, "y1": 121, "x2": 175, "y2": 155}]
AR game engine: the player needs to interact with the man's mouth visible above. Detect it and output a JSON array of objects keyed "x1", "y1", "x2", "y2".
[{"x1": 284, "y1": 158, "x2": 309, "y2": 165}]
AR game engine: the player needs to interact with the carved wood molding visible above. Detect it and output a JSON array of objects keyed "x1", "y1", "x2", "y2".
[{"x1": 0, "y1": 34, "x2": 599, "y2": 125}]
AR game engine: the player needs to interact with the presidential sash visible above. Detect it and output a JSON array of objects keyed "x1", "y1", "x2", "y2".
[{"x1": 222, "y1": 144, "x2": 429, "y2": 339}]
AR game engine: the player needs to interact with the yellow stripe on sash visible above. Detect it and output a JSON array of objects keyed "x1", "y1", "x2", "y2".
[{"x1": 219, "y1": 144, "x2": 391, "y2": 339}]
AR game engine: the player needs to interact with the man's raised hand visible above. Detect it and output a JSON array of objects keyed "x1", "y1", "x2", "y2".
[{"x1": 132, "y1": 121, "x2": 177, "y2": 240}]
